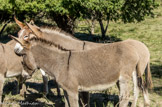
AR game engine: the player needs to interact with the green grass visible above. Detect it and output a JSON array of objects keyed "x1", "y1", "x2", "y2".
[{"x1": 0, "y1": 4, "x2": 162, "y2": 107}]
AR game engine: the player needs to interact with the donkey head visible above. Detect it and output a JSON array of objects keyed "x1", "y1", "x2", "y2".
[
  {"x1": 10, "y1": 35, "x2": 38, "y2": 76},
  {"x1": 14, "y1": 17, "x2": 43, "y2": 54}
]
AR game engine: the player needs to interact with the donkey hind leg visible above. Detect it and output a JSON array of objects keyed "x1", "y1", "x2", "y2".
[
  {"x1": 142, "y1": 64, "x2": 151, "y2": 107},
  {"x1": 0, "y1": 75, "x2": 4, "y2": 106},
  {"x1": 143, "y1": 89, "x2": 150, "y2": 107},
  {"x1": 118, "y1": 76, "x2": 131, "y2": 107},
  {"x1": 79, "y1": 92, "x2": 90, "y2": 107},
  {"x1": 64, "y1": 90, "x2": 79, "y2": 107},
  {"x1": 131, "y1": 71, "x2": 140, "y2": 107},
  {"x1": 16, "y1": 76, "x2": 21, "y2": 94}
]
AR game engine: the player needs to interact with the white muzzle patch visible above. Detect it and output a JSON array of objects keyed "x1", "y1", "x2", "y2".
[{"x1": 14, "y1": 43, "x2": 23, "y2": 54}]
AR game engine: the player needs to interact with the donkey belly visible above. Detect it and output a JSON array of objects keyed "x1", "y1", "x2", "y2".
[
  {"x1": 76, "y1": 59, "x2": 121, "y2": 92},
  {"x1": 5, "y1": 70, "x2": 22, "y2": 78},
  {"x1": 78, "y1": 81, "x2": 117, "y2": 92}
]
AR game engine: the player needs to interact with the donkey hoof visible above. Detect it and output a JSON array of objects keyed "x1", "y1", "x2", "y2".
[
  {"x1": 20, "y1": 90, "x2": 26, "y2": 97},
  {"x1": 20, "y1": 92, "x2": 24, "y2": 97}
]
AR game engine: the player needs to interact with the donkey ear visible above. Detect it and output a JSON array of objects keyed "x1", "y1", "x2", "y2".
[
  {"x1": 29, "y1": 20, "x2": 35, "y2": 25},
  {"x1": 9, "y1": 35, "x2": 24, "y2": 46},
  {"x1": 26, "y1": 22, "x2": 43, "y2": 38},
  {"x1": 14, "y1": 16, "x2": 25, "y2": 29}
]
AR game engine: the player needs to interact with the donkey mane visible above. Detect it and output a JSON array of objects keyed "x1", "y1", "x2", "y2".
[
  {"x1": 30, "y1": 37, "x2": 70, "y2": 51},
  {"x1": 40, "y1": 26, "x2": 78, "y2": 40}
]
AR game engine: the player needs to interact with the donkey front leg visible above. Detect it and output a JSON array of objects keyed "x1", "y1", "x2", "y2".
[
  {"x1": 64, "y1": 90, "x2": 79, "y2": 107},
  {"x1": 0, "y1": 75, "x2": 4, "y2": 107},
  {"x1": 42, "y1": 75, "x2": 49, "y2": 95},
  {"x1": 143, "y1": 89, "x2": 150, "y2": 107},
  {"x1": 40, "y1": 69, "x2": 49, "y2": 95},
  {"x1": 16, "y1": 75, "x2": 27, "y2": 96},
  {"x1": 118, "y1": 76, "x2": 131, "y2": 107}
]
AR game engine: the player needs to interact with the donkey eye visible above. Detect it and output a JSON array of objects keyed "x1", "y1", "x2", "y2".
[{"x1": 24, "y1": 35, "x2": 29, "y2": 40}]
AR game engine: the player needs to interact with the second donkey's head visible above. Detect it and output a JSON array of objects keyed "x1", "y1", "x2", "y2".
[
  {"x1": 10, "y1": 34, "x2": 38, "y2": 76},
  {"x1": 14, "y1": 17, "x2": 43, "y2": 54}
]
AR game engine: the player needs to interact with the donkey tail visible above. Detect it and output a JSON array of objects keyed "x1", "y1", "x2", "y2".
[
  {"x1": 136, "y1": 62, "x2": 153, "y2": 91},
  {"x1": 145, "y1": 62, "x2": 153, "y2": 89}
]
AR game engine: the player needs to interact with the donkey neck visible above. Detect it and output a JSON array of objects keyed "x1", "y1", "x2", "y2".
[
  {"x1": 41, "y1": 28, "x2": 84, "y2": 50},
  {"x1": 30, "y1": 42, "x2": 70, "y2": 76}
]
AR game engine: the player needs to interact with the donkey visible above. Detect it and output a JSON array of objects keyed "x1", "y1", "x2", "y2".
[
  {"x1": 13, "y1": 17, "x2": 102, "y2": 102},
  {"x1": 13, "y1": 17, "x2": 49, "y2": 96},
  {"x1": 15, "y1": 20, "x2": 153, "y2": 107},
  {"x1": 0, "y1": 40, "x2": 31, "y2": 105},
  {"x1": 11, "y1": 35, "x2": 151, "y2": 107}
]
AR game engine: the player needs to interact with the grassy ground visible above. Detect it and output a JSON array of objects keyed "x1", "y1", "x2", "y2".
[{"x1": 0, "y1": 4, "x2": 162, "y2": 107}]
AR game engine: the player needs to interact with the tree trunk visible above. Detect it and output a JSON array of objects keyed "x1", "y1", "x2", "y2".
[
  {"x1": 98, "y1": 19, "x2": 106, "y2": 38},
  {"x1": 91, "y1": 17, "x2": 95, "y2": 35},
  {"x1": 51, "y1": 13, "x2": 75, "y2": 35},
  {"x1": 98, "y1": 18, "x2": 109, "y2": 39},
  {"x1": 0, "y1": 20, "x2": 10, "y2": 38}
]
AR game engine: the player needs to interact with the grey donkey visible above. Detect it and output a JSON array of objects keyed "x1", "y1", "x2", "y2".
[
  {"x1": 11, "y1": 36, "x2": 153, "y2": 107},
  {"x1": 0, "y1": 40, "x2": 31, "y2": 106},
  {"x1": 15, "y1": 19, "x2": 153, "y2": 107}
]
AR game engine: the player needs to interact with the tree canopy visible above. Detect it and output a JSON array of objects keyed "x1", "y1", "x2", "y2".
[{"x1": 0, "y1": 0, "x2": 159, "y2": 36}]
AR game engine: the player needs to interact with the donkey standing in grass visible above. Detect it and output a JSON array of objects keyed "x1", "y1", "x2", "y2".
[
  {"x1": 0, "y1": 40, "x2": 31, "y2": 105},
  {"x1": 11, "y1": 35, "x2": 152, "y2": 107},
  {"x1": 14, "y1": 19, "x2": 153, "y2": 107}
]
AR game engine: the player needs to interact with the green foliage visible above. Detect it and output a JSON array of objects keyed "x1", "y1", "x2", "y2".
[
  {"x1": 81, "y1": 0, "x2": 122, "y2": 20},
  {"x1": 79, "y1": 0, "x2": 159, "y2": 22},
  {"x1": 0, "y1": 0, "x2": 13, "y2": 21},
  {"x1": 0, "y1": 0, "x2": 158, "y2": 22},
  {"x1": 121, "y1": 0, "x2": 159, "y2": 23},
  {"x1": 0, "y1": 0, "x2": 159, "y2": 33},
  {"x1": 0, "y1": 0, "x2": 46, "y2": 21}
]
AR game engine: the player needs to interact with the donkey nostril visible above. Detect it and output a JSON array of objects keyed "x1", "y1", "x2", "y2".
[
  {"x1": 14, "y1": 48, "x2": 19, "y2": 53},
  {"x1": 14, "y1": 48, "x2": 22, "y2": 56}
]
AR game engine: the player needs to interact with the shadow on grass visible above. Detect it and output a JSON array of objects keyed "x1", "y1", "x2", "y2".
[
  {"x1": 150, "y1": 62, "x2": 162, "y2": 96},
  {"x1": 15, "y1": 100, "x2": 54, "y2": 107},
  {"x1": 0, "y1": 36, "x2": 12, "y2": 44},
  {"x1": 151, "y1": 63, "x2": 162, "y2": 78},
  {"x1": 74, "y1": 33, "x2": 122, "y2": 43},
  {"x1": 17, "y1": 95, "x2": 64, "y2": 107},
  {"x1": 3, "y1": 80, "x2": 18, "y2": 96},
  {"x1": 22, "y1": 80, "x2": 64, "y2": 107},
  {"x1": 90, "y1": 93, "x2": 119, "y2": 107},
  {"x1": 3, "y1": 80, "x2": 135, "y2": 107},
  {"x1": 2, "y1": 80, "x2": 64, "y2": 107},
  {"x1": 153, "y1": 86, "x2": 162, "y2": 96}
]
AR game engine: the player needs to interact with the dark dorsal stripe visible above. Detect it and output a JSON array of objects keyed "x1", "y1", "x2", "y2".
[
  {"x1": 67, "y1": 51, "x2": 72, "y2": 70},
  {"x1": 83, "y1": 41, "x2": 86, "y2": 50},
  {"x1": 30, "y1": 37, "x2": 70, "y2": 51}
]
